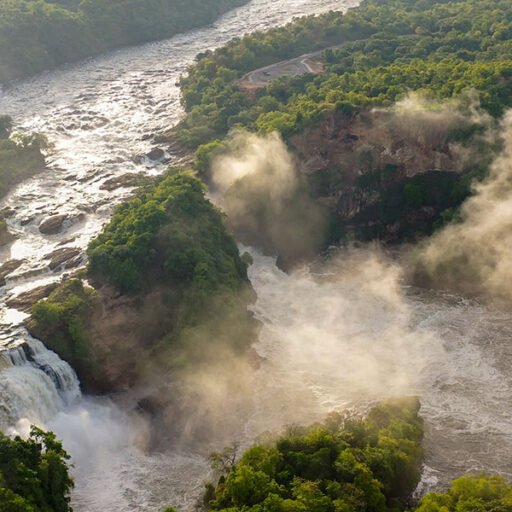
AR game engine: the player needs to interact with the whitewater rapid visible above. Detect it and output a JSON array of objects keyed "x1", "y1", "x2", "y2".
[{"x1": 1, "y1": 0, "x2": 512, "y2": 509}]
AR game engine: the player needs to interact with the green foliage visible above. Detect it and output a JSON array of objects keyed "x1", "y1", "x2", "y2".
[
  {"x1": 0, "y1": 0, "x2": 250, "y2": 83},
  {"x1": 417, "y1": 474, "x2": 512, "y2": 512},
  {"x1": 177, "y1": 0, "x2": 512, "y2": 148},
  {"x1": 29, "y1": 169, "x2": 256, "y2": 391},
  {"x1": 30, "y1": 278, "x2": 97, "y2": 387},
  {"x1": 0, "y1": 427, "x2": 73, "y2": 512},
  {"x1": 87, "y1": 169, "x2": 248, "y2": 294},
  {"x1": 206, "y1": 398, "x2": 424, "y2": 512},
  {"x1": 0, "y1": 119, "x2": 46, "y2": 198}
]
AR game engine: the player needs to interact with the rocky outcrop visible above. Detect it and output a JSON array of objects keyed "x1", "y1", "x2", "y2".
[
  {"x1": 146, "y1": 147, "x2": 165, "y2": 161},
  {"x1": 0, "y1": 259, "x2": 25, "y2": 286},
  {"x1": 39, "y1": 214, "x2": 68, "y2": 234},
  {"x1": 6, "y1": 283, "x2": 58, "y2": 312},
  {"x1": 287, "y1": 109, "x2": 490, "y2": 244},
  {"x1": 100, "y1": 173, "x2": 140, "y2": 191},
  {"x1": 44, "y1": 247, "x2": 82, "y2": 270},
  {"x1": 27, "y1": 172, "x2": 259, "y2": 399}
]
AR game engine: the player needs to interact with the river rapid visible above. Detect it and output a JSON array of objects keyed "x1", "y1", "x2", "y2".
[{"x1": 1, "y1": 0, "x2": 512, "y2": 510}]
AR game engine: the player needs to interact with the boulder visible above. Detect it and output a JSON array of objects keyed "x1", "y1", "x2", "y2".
[
  {"x1": 6, "y1": 283, "x2": 58, "y2": 312},
  {"x1": 100, "y1": 173, "x2": 140, "y2": 191},
  {"x1": 45, "y1": 247, "x2": 82, "y2": 270},
  {"x1": 146, "y1": 147, "x2": 164, "y2": 161},
  {"x1": 39, "y1": 214, "x2": 68, "y2": 234},
  {"x1": 0, "y1": 259, "x2": 25, "y2": 286},
  {"x1": 0, "y1": 222, "x2": 15, "y2": 247}
]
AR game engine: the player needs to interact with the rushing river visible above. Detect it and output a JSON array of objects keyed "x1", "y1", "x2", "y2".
[{"x1": 1, "y1": 0, "x2": 512, "y2": 510}]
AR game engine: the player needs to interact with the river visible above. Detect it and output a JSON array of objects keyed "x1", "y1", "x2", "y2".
[{"x1": 1, "y1": 0, "x2": 512, "y2": 510}]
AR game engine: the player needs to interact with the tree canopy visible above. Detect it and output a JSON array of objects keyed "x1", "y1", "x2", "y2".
[
  {"x1": 0, "y1": 427, "x2": 73, "y2": 512},
  {"x1": 206, "y1": 398, "x2": 424, "y2": 512},
  {"x1": 0, "y1": 0, "x2": 249, "y2": 83},
  {"x1": 177, "y1": 0, "x2": 512, "y2": 148}
]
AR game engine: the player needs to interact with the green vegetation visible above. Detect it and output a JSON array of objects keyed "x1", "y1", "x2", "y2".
[
  {"x1": 0, "y1": 427, "x2": 73, "y2": 512},
  {"x1": 0, "y1": 0, "x2": 249, "y2": 83},
  {"x1": 30, "y1": 278, "x2": 97, "y2": 388},
  {"x1": 87, "y1": 169, "x2": 248, "y2": 294},
  {"x1": 177, "y1": 0, "x2": 512, "y2": 147},
  {"x1": 29, "y1": 170, "x2": 256, "y2": 392},
  {"x1": 205, "y1": 398, "x2": 424, "y2": 512},
  {"x1": 417, "y1": 475, "x2": 512, "y2": 512},
  {"x1": 0, "y1": 115, "x2": 46, "y2": 198}
]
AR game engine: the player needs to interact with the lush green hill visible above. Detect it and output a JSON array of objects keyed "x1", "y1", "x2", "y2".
[
  {"x1": 28, "y1": 170, "x2": 257, "y2": 393},
  {"x1": 0, "y1": 0, "x2": 249, "y2": 84},
  {"x1": 175, "y1": 0, "x2": 512, "y2": 254},
  {"x1": 177, "y1": 0, "x2": 512, "y2": 147}
]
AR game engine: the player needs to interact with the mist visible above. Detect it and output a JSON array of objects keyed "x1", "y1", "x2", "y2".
[
  {"x1": 211, "y1": 131, "x2": 328, "y2": 268},
  {"x1": 413, "y1": 109, "x2": 512, "y2": 304}
]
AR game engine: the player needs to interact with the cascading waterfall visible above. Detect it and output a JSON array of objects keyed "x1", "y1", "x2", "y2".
[{"x1": 0, "y1": 338, "x2": 80, "y2": 433}]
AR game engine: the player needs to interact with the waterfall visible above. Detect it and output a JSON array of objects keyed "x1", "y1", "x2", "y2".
[{"x1": 0, "y1": 338, "x2": 81, "y2": 433}]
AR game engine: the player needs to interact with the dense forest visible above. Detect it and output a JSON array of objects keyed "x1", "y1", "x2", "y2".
[
  {"x1": 0, "y1": 0, "x2": 249, "y2": 83},
  {"x1": 177, "y1": 0, "x2": 512, "y2": 147},
  {"x1": 206, "y1": 398, "x2": 424, "y2": 512},
  {"x1": 174, "y1": 0, "x2": 512, "y2": 251}
]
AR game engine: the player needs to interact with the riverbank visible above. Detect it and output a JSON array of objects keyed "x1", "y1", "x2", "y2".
[{"x1": 0, "y1": 0, "x2": 250, "y2": 85}]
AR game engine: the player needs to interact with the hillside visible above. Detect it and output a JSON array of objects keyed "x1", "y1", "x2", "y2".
[
  {"x1": 0, "y1": 0, "x2": 249, "y2": 84},
  {"x1": 174, "y1": 0, "x2": 512, "y2": 260},
  {"x1": 27, "y1": 170, "x2": 259, "y2": 442}
]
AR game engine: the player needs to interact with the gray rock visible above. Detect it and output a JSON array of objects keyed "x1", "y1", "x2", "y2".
[
  {"x1": 6, "y1": 283, "x2": 59, "y2": 312},
  {"x1": 100, "y1": 173, "x2": 140, "y2": 191},
  {"x1": 39, "y1": 214, "x2": 68, "y2": 234},
  {"x1": 0, "y1": 259, "x2": 25, "y2": 286},
  {"x1": 146, "y1": 147, "x2": 164, "y2": 161},
  {"x1": 45, "y1": 247, "x2": 82, "y2": 270}
]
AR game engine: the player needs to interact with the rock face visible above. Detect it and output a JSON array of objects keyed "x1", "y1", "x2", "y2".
[
  {"x1": 146, "y1": 147, "x2": 164, "y2": 161},
  {"x1": 39, "y1": 214, "x2": 67, "y2": 234},
  {"x1": 100, "y1": 173, "x2": 140, "y2": 191},
  {"x1": 0, "y1": 259, "x2": 25, "y2": 286},
  {"x1": 45, "y1": 247, "x2": 82, "y2": 270},
  {"x1": 6, "y1": 283, "x2": 58, "y2": 312},
  {"x1": 287, "y1": 109, "x2": 488, "y2": 244}
]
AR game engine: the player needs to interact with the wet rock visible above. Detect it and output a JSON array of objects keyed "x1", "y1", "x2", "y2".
[
  {"x1": 57, "y1": 237, "x2": 77, "y2": 247},
  {"x1": 0, "y1": 259, "x2": 25, "y2": 286},
  {"x1": 77, "y1": 169, "x2": 101, "y2": 183},
  {"x1": 39, "y1": 214, "x2": 68, "y2": 234},
  {"x1": 0, "y1": 221, "x2": 15, "y2": 247},
  {"x1": 146, "y1": 147, "x2": 164, "y2": 161},
  {"x1": 100, "y1": 173, "x2": 140, "y2": 191},
  {"x1": 45, "y1": 247, "x2": 82, "y2": 270},
  {"x1": 0, "y1": 207, "x2": 16, "y2": 218},
  {"x1": 20, "y1": 216, "x2": 34, "y2": 226},
  {"x1": 6, "y1": 283, "x2": 59, "y2": 312}
]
